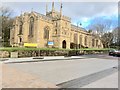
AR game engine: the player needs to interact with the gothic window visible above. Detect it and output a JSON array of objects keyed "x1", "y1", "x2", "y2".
[
  {"x1": 84, "y1": 36, "x2": 87, "y2": 45},
  {"x1": 55, "y1": 29, "x2": 57, "y2": 35},
  {"x1": 79, "y1": 35, "x2": 82, "y2": 45},
  {"x1": 29, "y1": 17, "x2": 34, "y2": 36},
  {"x1": 19, "y1": 21, "x2": 23, "y2": 34},
  {"x1": 70, "y1": 33, "x2": 72, "y2": 40},
  {"x1": 92, "y1": 39, "x2": 95, "y2": 47},
  {"x1": 96, "y1": 40, "x2": 98, "y2": 47},
  {"x1": 74, "y1": 33, "x2": 78, "y2": 44},
  {"x1": 65, "y1": 22, "x2": 67, "y2": 27},
  {"x1": 55, "y1": 22, "x2": 57, "y2": 27},
  {"x1": 44, "y1": 26, "x2": 49, "y2": 39}
]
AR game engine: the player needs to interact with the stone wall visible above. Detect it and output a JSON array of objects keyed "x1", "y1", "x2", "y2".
[
  {"x1": 0, "y1": 51, "x2": 10, "y2": 58},
  {"x1": 0, "y1": 50, "x2": 109, "y2": 58}
]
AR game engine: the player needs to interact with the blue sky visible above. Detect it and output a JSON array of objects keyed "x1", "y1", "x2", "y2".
[{"x1": 2, "y1": 2, "x2": 118, "y2": 30}]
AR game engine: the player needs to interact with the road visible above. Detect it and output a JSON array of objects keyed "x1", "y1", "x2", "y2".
[
  {"x1": 4, "y1": 54, "x2": 118, "y2": 88},
  {"x1": 81, "y1": 54, "x2": 119, "y2": 59}
]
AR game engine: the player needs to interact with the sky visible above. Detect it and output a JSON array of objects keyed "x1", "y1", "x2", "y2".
[{"x1": 2, "y1": 2, "x2": 118, "y2": 30}]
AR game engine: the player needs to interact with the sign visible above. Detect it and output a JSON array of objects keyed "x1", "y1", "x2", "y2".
[
  {"x1": 24, "y1": 43, "x2": 37, "y2": 47},
  {"x1": 48, "y1": 41, "x2": 54, "y2": 46}
]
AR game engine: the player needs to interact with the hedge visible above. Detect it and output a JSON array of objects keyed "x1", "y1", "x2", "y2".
[{"x1": 0, "y1": 47, "x2": 113, "y2": 52}]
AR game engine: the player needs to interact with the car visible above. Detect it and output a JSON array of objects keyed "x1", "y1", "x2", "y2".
[
  {"x1": 109, "y1": 49, "x2": 120, "y2": 57},
  {"x1": 109, "y1": 49, "x2": 116, "y2": 56}
]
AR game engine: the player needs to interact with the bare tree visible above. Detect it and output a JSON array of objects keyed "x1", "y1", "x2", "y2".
[
  {"x1": 0, "y1": 6, "x2": 14, "y2": 47},
  {"x1": 111, "y1": 27, "x2": 120, "y2": 49},
  {"x1": 87, "y1": 17, "x2": 115, "y2": 48},
  {"x1": 88, "y1": 18, "x2": 112, "y2": 36},
  {"x1": 101, "y1": 32, "x2": 113, "y2": 48},
  {"x1": 112, "y1": 27, "x2": 119, "y2": 43}
]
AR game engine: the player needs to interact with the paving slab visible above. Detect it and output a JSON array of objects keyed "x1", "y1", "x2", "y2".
[
  {"x1": 7, "y1": 58, "x2": 118, "y2": 85},
  {"x1": 2, "y1": 56, "x2": 85, "y2": 63},
  {"x1": 0, "y1": 63, "x2": 2, "y2": 89},
  {"x1": 57, "y1": 67, "x2": 118, "y2": 88},
  {"x1": 82, "y1": 72, "x2": 118, "y2": 88},
  {"x1": 2, "y1": 64, "x2": 58, "y2": 88}
]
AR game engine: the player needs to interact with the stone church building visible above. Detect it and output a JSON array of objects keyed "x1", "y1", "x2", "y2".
[{"x1": 10, "y1": 2, "x2": 103, "y2": 49}]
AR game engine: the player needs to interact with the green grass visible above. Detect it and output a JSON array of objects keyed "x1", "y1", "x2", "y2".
[{"x1": 0, "y1": 47, "x2": 114, "y2": 52}]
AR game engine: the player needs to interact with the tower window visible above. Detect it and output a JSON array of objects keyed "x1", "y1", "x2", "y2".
[
  {"x1": 55, "y1": 29, "x2": 57, "y2": 35},
  {"x1": 19, "y1": 21, "x2": 23, "y2": 34}
]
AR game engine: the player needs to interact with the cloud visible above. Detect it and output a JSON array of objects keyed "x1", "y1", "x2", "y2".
[
  {"x1": 63, "y1": 2, "x2": 118, "y2": 29},
  {"x1": 2, "y1": 2, "x2": 118, "y2": 29}
]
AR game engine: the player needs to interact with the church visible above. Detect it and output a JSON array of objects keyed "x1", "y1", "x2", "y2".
[{"x1": 10, "y1": 2, "x2": 103, "y2": 49}]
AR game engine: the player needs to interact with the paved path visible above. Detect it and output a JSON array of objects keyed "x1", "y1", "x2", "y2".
[
  {"x1": 1, "y1": 64, "x2": 57, "y2": 88},
  {"x1": 57, "y1": 66, "x2": 118, "y2": 88},
  {"x1": 0, "y1": 63, "x2": 2, "y2": 89},
  {"x1": 82, "y1": 72, "x2": 118, "y2": 88},
  {"x1": 7, "y1": 58, "x2": 118, "y2": 85},
  {"x1": 1, "y1": 56, "x2": 85, "y2": 63}
]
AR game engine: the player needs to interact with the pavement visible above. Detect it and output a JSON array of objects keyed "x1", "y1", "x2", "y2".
[
  {"x1": 2, "y1": 64, "x2": 58, "y2": 88},
  {"x1": 82, "y1": 72, "x2": 118, "y2": 88},
  {"x1": 0, "y1": 56, "x2": 86, "y2": 64},
  {"x1": 57, "y1": 66, "x2": 118, "y2": 88},
  {"x1": 1, "y1": 55, "x2": 119, "y2": 88},
  {"x1": 1, "y1": 54, "x2": 118, "y2": 64},
  {"x1": 7, "y1": 58, "x2": 118, "y2": 84},
  {"x1": 0, "y1": 63, "x2": 2, "y2": 90}
]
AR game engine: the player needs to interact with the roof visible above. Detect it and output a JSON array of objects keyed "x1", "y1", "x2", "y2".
[{"x1": 71, "y1": 24, "x2": 87, "y2": 32}]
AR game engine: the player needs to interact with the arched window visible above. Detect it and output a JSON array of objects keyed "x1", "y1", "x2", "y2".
[
  {"x1": 92, "y1": 39, "x2": 95, "y2": 47},
  {"x1": 96, "y1": 40, "x2": 98, "y2": 47},
  {"x1": 19, "y1": 21, "x2": 23, "y2": 34},
  {"x1": 62, "y1": 40, "x2": 66, "y2": 49},
  {"x1": 84, "y1": 36, "x2": 87, "y2": 46},
  {"x1": 79, "y1": 35, "x2": 82, "y2": 45},
  {"x1": 29, "y1": 17, "x2": 34, "y2": 36},
  {"x1": 55, "y1": 22, "x2": 58, "y2": 27},
  {"x1": 55, "y1": 29, "x2": 57, "y2": 35},
  {"x1": 74, "y1": 33, "x2": 78, "y2": 44},
  {"x1": 44, "y1": 26, "x2": 50, "y2": 39}
]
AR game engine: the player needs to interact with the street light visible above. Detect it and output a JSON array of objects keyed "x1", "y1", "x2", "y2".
[
  {"x1": 76, "y1": 22, "x2": 82, "y2": 55},
  {"x1": 77, "y1": 22, "x2": 82, "y2": 49}
]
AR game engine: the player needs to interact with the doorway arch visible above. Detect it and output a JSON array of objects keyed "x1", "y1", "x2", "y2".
[{"x1": 62, "y1": 40, "x2": 66, "y2": 49}]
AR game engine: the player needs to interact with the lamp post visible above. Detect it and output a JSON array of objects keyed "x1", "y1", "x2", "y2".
[
  {"x1": 76, "y1": 22, "x2": 82, "y2": 55},
  {"x1": 77, "y1": 22, "x2": 82, "y2": 49}
]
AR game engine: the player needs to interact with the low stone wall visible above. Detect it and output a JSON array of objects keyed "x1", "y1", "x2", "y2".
[
  {"x1": 11, "y1": 52, "x2": 18, "y2": 58},
  {"x1": 18, "y1": 50, "x2": 69, "y2": 58},
  {"x1": 0, "y1": 50, "x2": 109, "y2": 58},
  {"x1": 0, "y1": 51, "x2": 10, "y2": 58}
]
